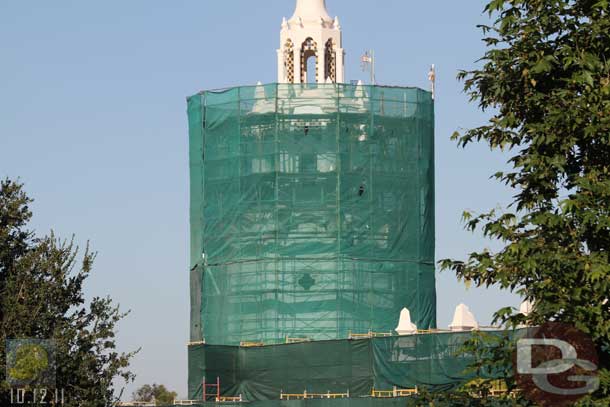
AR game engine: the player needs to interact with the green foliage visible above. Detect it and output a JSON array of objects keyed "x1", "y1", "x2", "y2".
[
  {"x1": 404, "y1": 386, "x2": 531, "y2": 406},
  {"x1": 133, "y1": 383, "x2": 178, "y2": 405},
  {"x1": 0, "y1": 179, "x2": 137, "y2": 406},
  {"x1": 8, "y1": 344, "x2": 49, "y2": 382},
  {"x1": 441, "y1": 0, "x2": 610, "y2": 402},
  {"x1": 405, "y1": 331, "x2": 538, "y2": 405}
]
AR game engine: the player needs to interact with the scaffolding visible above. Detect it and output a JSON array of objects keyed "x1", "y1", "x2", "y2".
[
  {"x1": 188, "y1": 83, "x2": 436, "y2": 347},
  {"x1": 202, "y1": 377, "x2": 220, "y2": 402},
  {"x1": 280, "y1": 390, "x2": 350, "y2": 400},
  {"x1": 371, "y1": 387, "x2": 418, "y2": 398}
]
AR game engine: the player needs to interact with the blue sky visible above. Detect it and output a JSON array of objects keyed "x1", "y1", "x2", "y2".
[{"x1": 0, "y1": 0, "x2": 520, "y2": 399}]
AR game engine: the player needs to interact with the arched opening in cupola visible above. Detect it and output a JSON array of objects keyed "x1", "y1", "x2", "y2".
[{"x1": 301, "y1": 38, "x2": 318, "y2": 83}]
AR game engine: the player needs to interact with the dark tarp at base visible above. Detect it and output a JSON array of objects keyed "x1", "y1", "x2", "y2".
[
  {"x1": 173, "y1": 399, "x2": 423, "y2": 407},
  {"x1": 188, "y1": 333, "x2": 501, "y2": 401},
  {"x1": 173, "y1": 395, "x2": 516, "y2": 407}
]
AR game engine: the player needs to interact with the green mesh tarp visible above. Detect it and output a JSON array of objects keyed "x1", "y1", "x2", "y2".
[
  {"x1": 188, "y1": 84, "x2": 436, "y2": 346},
  {"x1": 188, "y1": 333, "x2": 486, "y2": 401}
]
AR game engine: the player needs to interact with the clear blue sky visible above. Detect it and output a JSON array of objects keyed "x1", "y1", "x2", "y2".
[{"x1": 0, "y1": 0, "x2": 520, "y2": 400}]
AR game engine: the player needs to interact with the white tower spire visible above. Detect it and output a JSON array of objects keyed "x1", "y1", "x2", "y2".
[
  {"x1": 291, "y1": 0, "x2": 332, "y2": 23},
  {"x1": 278, "y1": 0, "x2": 345, "y2": 84}
]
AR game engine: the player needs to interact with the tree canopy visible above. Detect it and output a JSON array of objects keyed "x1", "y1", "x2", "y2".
[
  {"x1": 132, "y1": 383, "x2": 178, "y2": 405},
  {"x1": 441, "y1": 0, "x2": 610, "y2": 402},
  {"x1": 0, "y1": 179, "x2": 136, "y2": 406}
]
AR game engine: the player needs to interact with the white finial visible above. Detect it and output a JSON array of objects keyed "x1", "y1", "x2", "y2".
[
  {"x1": 353, "y1": 80, "x2": 366, "y2": 105},
  {"x1": 355, "y1": 80, "x2": 365, "y2": 96},
  {"x1": 395, "y1": 308, "x2": 418, "y2": 335},
  {"x1": 255, "y1": 81, "x2": 265, "y2": 99},
  {"x1": 253, "y1": 82, "x2": 274, "y2": 113},
  {"x1": 517, "y1": 300, "x2": 534, "y2": 328},
  {"x1": 282, "y1": 17, "x2": 288, "y2": 29},
  {"x1": 519, "y1": 300, "x2": 534, "y2": 316},
  {"x1": 449, "y1": 304, "x2": 479, "y2": 331},
  {"x1": 334, "y1": 16, "x2": 341, "y2": 30}
]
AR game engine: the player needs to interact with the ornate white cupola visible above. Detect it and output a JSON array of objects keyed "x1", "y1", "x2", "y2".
[{"x1": 277, "y1": 0, "x2": 345, "y2": 84}]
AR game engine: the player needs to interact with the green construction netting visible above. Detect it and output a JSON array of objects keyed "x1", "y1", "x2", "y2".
[
  {"x1": 187, "y1": 333, "x2": 498, "y2": 401},
  {"x1": 188, "y1": 84, "x2": 436, "y2": 346}
]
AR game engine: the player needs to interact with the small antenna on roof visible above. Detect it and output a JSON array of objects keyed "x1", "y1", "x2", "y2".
[
  {"x1": 361, "y1": 50, "x2": 376, "y2": 85},
  {"x1": 428, "y1": 64, "x2": 436, "y2": 100}
]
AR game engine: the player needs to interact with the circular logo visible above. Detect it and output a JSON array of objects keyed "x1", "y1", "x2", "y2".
[
  {"x1": 514, "y1": 322, "x2": 599, "y2": 406},
  {"x1": 8, "y1": 343, "x2": 50, "y2": 384}
]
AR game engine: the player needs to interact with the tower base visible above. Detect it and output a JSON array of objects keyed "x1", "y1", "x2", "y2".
[{"x1": 188, "y1": 332, "x2": 495, "y2": 401}]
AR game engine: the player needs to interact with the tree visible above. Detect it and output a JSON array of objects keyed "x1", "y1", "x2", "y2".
[
  {"x1": 133, "y1": 384, "x2": 178, "y2": 405},
  {"x1": 0, "y1": 179, "x2": 137, "y2": 406},
  {"x1": 440, "y1": 0, "x2": 610, "y2": 402}
]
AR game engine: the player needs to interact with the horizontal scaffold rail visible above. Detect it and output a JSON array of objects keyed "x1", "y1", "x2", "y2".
[
  {"x1": 217, "y1": 395, "x2": 244, "y2": 402},
  {"x1": 240, "y1": 341, "x2": 265, "y2": 347},
  {"x1": 371, "y1": 386, "x2": 418, "y2": 398},
  {"x1": 280, "y1": 390, "x2": 350, "y2": 400},
  {"x1": 173, "y1": 395, "x2": 245, "y2": 405},
  {"x1": 348, "y1": 330, "x2": 393, "y2": 339},
  {"x1": 285, "y1": 336, "x2": 312, "y2": 344}
]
